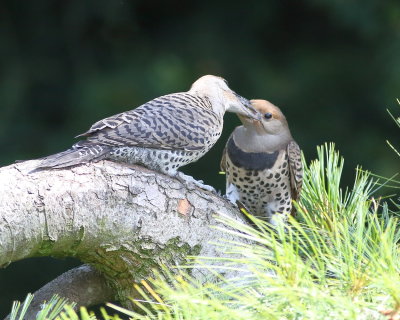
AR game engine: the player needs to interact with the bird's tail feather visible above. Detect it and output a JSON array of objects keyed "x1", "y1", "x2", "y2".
[{"x1": 34, "y1": 145, "x2": 111, "y2": 170}]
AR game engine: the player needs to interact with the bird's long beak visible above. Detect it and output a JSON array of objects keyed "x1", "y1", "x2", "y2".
[
  {"x1": 237, "y1": 114, "x2": 264, "y2": 133},
  {"x1": 228, "y1": 92, "x2": 262, "y2": 121}
]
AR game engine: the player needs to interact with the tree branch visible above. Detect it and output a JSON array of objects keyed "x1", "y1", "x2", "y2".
[
  {"x1": 4, "y1": 265, "x2": 113, "y2": 320},
  {"x1": 0, "y1": 160, "x2": 249, "y2": 315}
]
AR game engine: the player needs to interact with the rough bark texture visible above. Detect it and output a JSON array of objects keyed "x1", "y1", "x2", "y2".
[{"x1": 0, "y1": 160, "x2": 249, "y2": 315}]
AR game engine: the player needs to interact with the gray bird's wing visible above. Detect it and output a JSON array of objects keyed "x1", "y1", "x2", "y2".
[
  {"x1": 287, "y1": 140, "x2": 303, "y2": 208},
  {"x1": 75, "y1": 93, "x2": 220, "y2": 151}
]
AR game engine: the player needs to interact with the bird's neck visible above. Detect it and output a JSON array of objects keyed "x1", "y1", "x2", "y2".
[
  {"x1": 233, "y1": 126, "x2": 292, "y2": 153},
  {"x1": 187, "y1": 89, "x2": 225, "y2": 116}
]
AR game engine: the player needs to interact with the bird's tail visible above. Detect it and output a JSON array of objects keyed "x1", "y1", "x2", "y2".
[{"x1": 34, "y1": 145, "x2": 111, "y2": 170}]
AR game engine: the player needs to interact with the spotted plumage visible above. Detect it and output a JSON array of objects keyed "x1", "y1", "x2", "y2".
[
  {"x1": 221, "y1": 99, "x2": 302, "y2": 225},
  {"x1": 34, "y1": 75, "x2": 260, "y2": 189}
]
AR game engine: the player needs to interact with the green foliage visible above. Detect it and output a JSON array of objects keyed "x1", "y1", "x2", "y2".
[
  {"x1": 8, "y1": 294, "x2": 122, "y2": 320},
  {"x1": 7, "y1": 144, "x2": 400, "y2": 319},
  {"x1": 9, "y1": 294, "x2": 74, "y2": 320}
]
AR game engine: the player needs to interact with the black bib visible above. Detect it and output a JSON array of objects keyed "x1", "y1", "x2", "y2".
[{"x1": 227, "y1": 137, "x2": 279, "y2": 170}]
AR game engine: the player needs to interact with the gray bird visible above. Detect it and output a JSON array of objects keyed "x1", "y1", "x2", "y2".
[
  {"x1": 220, "y1": 99, "x2": 302, "y2": 225},
  {"x1": 35, "y1": 75, "x2": 260, "y2": 189}
]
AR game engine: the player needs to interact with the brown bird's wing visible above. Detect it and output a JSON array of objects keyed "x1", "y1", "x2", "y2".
[
  {"x1": 219, "y1": 135, "x2": 231, "y2": 173},
  {"x1": 75, "y1": 93, "x2": 220, "y2": 151},
  {"x1": 287, "y1": 140, "x2": 303, "y2": 213}
]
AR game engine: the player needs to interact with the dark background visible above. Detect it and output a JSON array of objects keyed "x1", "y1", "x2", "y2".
[{"x1": 1, "y1": 0, "x2": 399, "y2": 316}]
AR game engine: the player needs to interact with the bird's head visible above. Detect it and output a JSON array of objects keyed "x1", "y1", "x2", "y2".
[
  {"x1": 238, "y1": 99, "x2": 290, "y2": 136},
  {"x1": 189, "y1": 75, "x2": 261, "y2": 120}
]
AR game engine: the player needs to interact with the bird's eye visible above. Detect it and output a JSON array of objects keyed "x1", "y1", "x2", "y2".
[{"x1": 264, "y1": 112, "x2": 272, "y2": 119}]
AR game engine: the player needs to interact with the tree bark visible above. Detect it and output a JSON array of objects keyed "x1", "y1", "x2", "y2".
[{"x1": 0, "y1": 160, "x2": 249, "y2": 315}]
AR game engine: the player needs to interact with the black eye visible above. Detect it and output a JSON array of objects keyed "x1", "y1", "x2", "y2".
[{"x1": 264, "y1": 112, "x2": 272, "y2": 119}]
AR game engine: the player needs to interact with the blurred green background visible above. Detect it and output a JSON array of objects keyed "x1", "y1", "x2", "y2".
[{"x1": 0, "y1": 0, "x2": 399, "y2": 315}]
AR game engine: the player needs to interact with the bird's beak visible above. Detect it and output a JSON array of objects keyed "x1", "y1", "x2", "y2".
[
  {"x1": 226, "y1": 92, "x2": 262, "y2": 121},
  {"x1": 237, "y1": 112, "x2": 261, "y2": 126}
]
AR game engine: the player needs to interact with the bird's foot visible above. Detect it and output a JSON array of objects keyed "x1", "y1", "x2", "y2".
[
  {"x1": 221, "y1": 194, "x2": 230, "y2": 200},
  {"x1": 269, "y1": 213, "x2": 289, "y2": 229},
  {"x1": 175, "y1": 172, "x2": 216, "y2": 193}
]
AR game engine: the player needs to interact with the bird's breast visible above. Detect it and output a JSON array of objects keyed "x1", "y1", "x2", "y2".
[{"x1": 226, "y1": 136, "x2": 279, "y2": 170}]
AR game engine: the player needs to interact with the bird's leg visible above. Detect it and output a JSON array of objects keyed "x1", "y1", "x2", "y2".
[
  {"x1": 269, "y1": 212, "x2": 289, "y2": 229},
  {"x1": 174, "y1": 172, "x2": 216, "y2": 193}
]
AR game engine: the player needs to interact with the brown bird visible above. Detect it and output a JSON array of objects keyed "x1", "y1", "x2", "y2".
[{"x1": 220, "y1": 99, "x2": 302, "y2": 225}]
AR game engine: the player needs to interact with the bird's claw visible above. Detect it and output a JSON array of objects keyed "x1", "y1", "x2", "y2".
[{"x1": 175, "y1": 172, "x2": 217, "y2": 193}]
